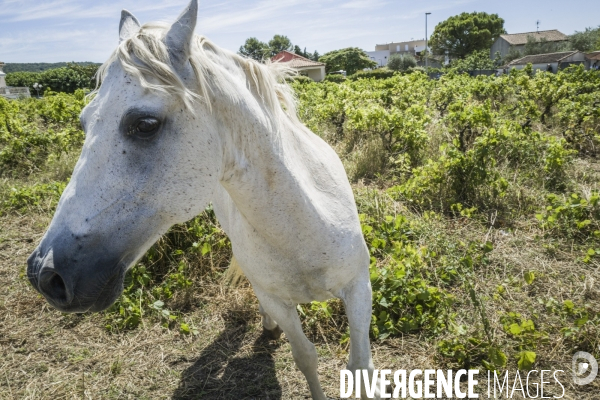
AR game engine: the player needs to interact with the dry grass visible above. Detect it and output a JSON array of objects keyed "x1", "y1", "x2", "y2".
[{"x1": 2, "y1": 194, "x2": 600, "y2": 399}]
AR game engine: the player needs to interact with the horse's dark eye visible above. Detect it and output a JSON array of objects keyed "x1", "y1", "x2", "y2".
[{"x1": 128, "y1": 117, "x2": 161, "y2": 139}]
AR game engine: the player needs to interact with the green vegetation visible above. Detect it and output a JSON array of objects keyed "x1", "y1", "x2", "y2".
[
  {"x1": 318, "y1": 47, "x2": 377, "y2": 75},
  {"x1": 387, "y1": 54, "x2": 417, "y2": 72},
  {"x1": 3, "y1": 62, "x2": 100, "y2": 74},
  {"x1": 290, "y1": 67, "x2": 600, "y2": 372},
  {"x1": 0, "y1": 89, "x2": 85, "y2": 178},
  {"x1": 569, "y1": 26, "x2": 600, "y2": 53},
  {"x1": 1, "y1": 66, "x2": 599, "y2": 378},
  {"x1": 348, "y1": 69, "x2": 396, "y2": 80},
  {"x1": 323, "y1": 74, "x2": 346, "y2": 83},
  {"x1": 238, "y1": 35, "x2": 319, "y2": 61},
  {"x1": 448, "y1": 49, "x2": 499, "y2": 71},
  {"x1": 430, "y1": 12, "x2": 506, "y2": 59},
  {"x1": 5, "y1": 63, "x2": 99, "y2": 94}
]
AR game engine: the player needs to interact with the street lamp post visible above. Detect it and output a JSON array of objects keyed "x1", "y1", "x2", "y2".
[
  {"x1": 425, "y1": 12, "x2": 431, "y2": 71},
  {"x1": 33, "y1": 82, "x2": 43, "y2": 98}
]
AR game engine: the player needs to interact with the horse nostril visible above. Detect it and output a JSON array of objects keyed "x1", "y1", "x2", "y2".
[{"x1": 38, "y1": 268, "x2": 73, "y2": 305}]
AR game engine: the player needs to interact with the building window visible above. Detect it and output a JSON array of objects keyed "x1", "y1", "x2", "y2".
[
  {"x1": 396, "y1": 45, "x2": 400, "y2": 52},
  {"x1": 405, "y1": 44, "x2": 409, "y2": 51}
]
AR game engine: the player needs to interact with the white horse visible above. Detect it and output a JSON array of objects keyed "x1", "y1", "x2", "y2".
[{"x1": 27, "y1": 1, "x2": 380, "y2": 398}]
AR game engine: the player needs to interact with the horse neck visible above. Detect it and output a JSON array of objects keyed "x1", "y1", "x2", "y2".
[{"x1": 214, "y1": 94, "x2": 312, "y2": 244}]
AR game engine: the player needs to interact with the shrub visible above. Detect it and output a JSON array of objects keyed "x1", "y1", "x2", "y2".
[
  {"x1": 348, "y1": 69, "x2": 396, "y2": 80},
  {"x1": 0, "y1": 91, "x2": 85, "y2": 177},
  {"x1": 285, "y1": 75, "x2": 312, "y2": 84},
  {"x1": 387, "y1": 54, "x2": 417, "y2": 71},
  {"x1": 5, "y1": 63, "x2": 98, "y2": 94},
  {"x1": 323, "y1": 74, "x2": 346, "y2": 83},
  {"x1": 1, "y1": 181, "x2": 66, "y2": 213}
]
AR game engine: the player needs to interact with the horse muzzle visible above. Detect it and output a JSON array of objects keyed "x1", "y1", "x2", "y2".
[{"x1": 27, "y1": 241, "x2": 126, "y2": 313}]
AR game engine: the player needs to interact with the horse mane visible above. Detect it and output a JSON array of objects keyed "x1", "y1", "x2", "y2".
[{"x1": 96, "y1": 22, "x2": 301, "y2": 130}]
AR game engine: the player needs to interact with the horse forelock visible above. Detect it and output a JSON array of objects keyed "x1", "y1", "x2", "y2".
[{"x1": 94, "y1": 22, "x2": 302, "y2": 142}]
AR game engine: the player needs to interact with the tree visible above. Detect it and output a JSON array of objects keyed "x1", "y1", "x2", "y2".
[
  {"x1": 319, "y1": 48, "x2": 377, "y2": 75},
  {"x1": 449, "y1": 50, "x2": 497, "y2": 71},
  {"x1": 267, "y1": 35, "x2": 293, "y2": 57},
  {"x1": 5, "y1": 71, "x2": 41, "y2": 90},
  {"x1": 238, "y1": 37, "x2": 269, "y2": 61},
  {"x1": 524, "y1": 36, "x2": 570, "y2": 55},
  {"x1": 293, "y1": 45, "x2": 314, "y2": 59},
  {"x1": 6, "y1": 63, "x2": 98, "y2": 93},
  {"x1": 239, "y1": 35, "x2": 320, "y2": 62},
  {"x1": 3, "y1": 62, "x2": 99, "y2": 73},
  {"x1": 569, "y1": 26, "x2": 600, "y2": 52},
  {"x1": 387, "y1": 54, "x2": 417, "y2": 71},
  {"x1": 429, "y1": 12, "x2": 506, "y2": 58}
]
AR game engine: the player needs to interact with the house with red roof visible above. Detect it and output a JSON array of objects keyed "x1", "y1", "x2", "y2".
[{"x1": 271, "y1": 51, "x2": 326, "y2": 82}]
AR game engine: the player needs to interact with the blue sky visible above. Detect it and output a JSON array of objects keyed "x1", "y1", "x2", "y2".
[{"x1": 0, "y1": 0, "x2": 598, "y2": 63}]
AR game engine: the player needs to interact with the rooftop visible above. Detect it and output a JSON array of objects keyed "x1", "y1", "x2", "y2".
[
  {"x1": 376, "y1": 39, "x2": 426, "y2": 46},
  {"x1": 586, "y1": 51, "x2": 600, "y2": 61},
  {"x1": 507, "y1": 51, "x2": 580, "y2": 66},
  {"x1": 499, "y1": 30, "x2": 568, "y2": 46},
  {"x1": 271, "y1": 51, "x2": 325, "y2": 68}
]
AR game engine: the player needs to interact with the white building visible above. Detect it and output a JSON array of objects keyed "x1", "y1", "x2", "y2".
[
  {"x1": 366, "y1": 50, "x2": 390, "y2": 68},
  {"x1": 367, "y1": 39, "x2": 428, "y2": 67},
  {"x1": 0, "y1": 62, "x2": 6, "y2": 88}
]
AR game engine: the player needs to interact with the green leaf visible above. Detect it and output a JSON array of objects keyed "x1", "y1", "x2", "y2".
[
  {"x1": 152, "y1": 300, "x2": 164, "y2": 309},
  {"x1": 201, "y1": 242, "x2": 211, "y2": 256},
  {"x1": 517, "y1": 351, "x2": 536, "y2": 370},
  {"x1": 524, "y1": 271, "x2": 535, "y2": 285},
  {"x1": 509, "y1": 323, "x2": 522, "y2": 335},
  {"x1": 488, "y1": 347, "x2": 507, "y2": 368},
  {"x1": 180, "y1": 323, "x2": 191, "y2": 335},
  {"x1": 577, "y1": 220, "x2": 591, "y2": 229},
  {"x1": 535, "y1": 214, "x2": 543, "y2": 221},
  {"x1": 521, "y1": 319, "x2": 535, "y2": 332},
  {"x1": 482, "y1": 241, "x2": 493, "y2": 253},
  {"x1": 575, "y1": 316, "x2": 589, "y2": 327}
]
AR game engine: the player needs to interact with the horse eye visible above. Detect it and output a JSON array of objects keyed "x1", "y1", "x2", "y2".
[{"x1": 128, "y1": 117, "x2": 161, "y2": 139}]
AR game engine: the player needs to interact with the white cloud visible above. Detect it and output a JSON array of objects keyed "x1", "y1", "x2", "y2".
[{"x1": 2, "y1": 0, "x2": 596, "y2": 63}]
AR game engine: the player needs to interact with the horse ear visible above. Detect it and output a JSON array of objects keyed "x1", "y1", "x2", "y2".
[
  {"x1": 164, "y1": 0, "x2": 198, "y2": 69},
  {"x1": 119, "y1": 10, "x2": 140, "y2": 43}
]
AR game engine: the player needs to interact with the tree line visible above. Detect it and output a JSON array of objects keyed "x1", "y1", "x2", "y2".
[
  {"x1": 238, "y1": 34, "x2": 320, "y2": 61},
  {"x1": 5, "y1": 63, "x2": 99, "y2": 94},
  {"x1": 429, "y1": 12, "x2": 600, "y2": 68},
  {"x1": 3, "y1": 62, "x2": 100, "y2": 74},
  {"x1": 238, "y1": 34, "x2": 378, "y2": 76}
]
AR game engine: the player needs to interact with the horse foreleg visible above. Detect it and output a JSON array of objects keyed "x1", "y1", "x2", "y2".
[
  {"x1": 259, "y1": 301, "x2": 283, "y2": 339},
  {"x1": 254, "y1": 288, "x2": 327, "y2": 400},
  {"x1": 340, "y1": 272, "x2": 383, "y2": 400}
]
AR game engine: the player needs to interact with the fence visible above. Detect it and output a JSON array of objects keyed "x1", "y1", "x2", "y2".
[{"x1": 0, "y1": 87, "x2": 31, "y2": 99}]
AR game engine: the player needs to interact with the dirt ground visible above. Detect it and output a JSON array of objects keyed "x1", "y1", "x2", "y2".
[{"x1": 1, "y1": 212, "x2": 599, "y2": 400}]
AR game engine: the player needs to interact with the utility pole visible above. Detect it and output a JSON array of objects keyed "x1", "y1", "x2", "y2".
[{"x1": 425, "y1": 12, "x2": 431, "y2": 70}]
